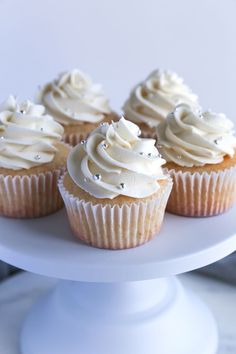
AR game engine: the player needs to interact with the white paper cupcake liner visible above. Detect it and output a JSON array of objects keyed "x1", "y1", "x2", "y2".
[
  {"x1": 58, "y1": 175, "x2": 172, "y2": 249},
  {"x1": 63, "y1": 131, "x2": 89, "y2": 147},
  {"x1": 166, "y1": 166, "x2": 236, "y2": 217},
  {"x1": 0, "y1": 168, "x2": 66, "y2": 218}
]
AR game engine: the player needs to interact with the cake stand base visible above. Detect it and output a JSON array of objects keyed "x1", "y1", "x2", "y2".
[{"x1": 21, "y1": 276, "x2": 218, "y2": 354}]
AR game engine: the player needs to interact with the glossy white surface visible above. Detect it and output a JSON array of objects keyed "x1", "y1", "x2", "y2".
[
  {"x1": 0, "y1": 272, "x2": 235, "y2": 354},
  {"x1": 0, "y1": 208, "x2": 236, "y2": 282}
]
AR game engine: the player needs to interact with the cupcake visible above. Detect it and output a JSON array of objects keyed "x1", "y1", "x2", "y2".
[
  {"x1": 59, "y1": 117, "x2": 172, "y2": 249},
  {"x1": 123, "y1": 69, "x2": 199, "y2": 138},
  {"x1": 38, "y1": 69, "x2": 118, "y2": 146},
  {"x1": 0, "y1": 96, "x2": 70, "y2": 218},
  {"x1": 157, "y1": 103, "x2": 236, "y2": 217}
]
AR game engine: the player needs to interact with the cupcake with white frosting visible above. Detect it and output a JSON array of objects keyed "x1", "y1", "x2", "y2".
[
  {"x1": 123, "y1": 69, "x2": 199, "y2": 138},
  {"x1": 38, "y1": 69, "x2": 118, "y2": 146},
  {"x1": 157, "y1": 103, "x2": 236, "y2": 216},
  {"x1": 59, "y1": 117, "x2": 172, "y2": 249},
  {"x1": 0, "y1": 96, "x2": 70, "y2": 218}
]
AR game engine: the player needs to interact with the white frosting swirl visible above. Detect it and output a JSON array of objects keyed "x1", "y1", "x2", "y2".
[
  {"x1": 157, "y1": 104, "x2": 236, "y2": 167},
  {"x1": 38, "y1": 69, "x2": 111, "y2": 126},
  {"x1": 68, "y1": 117, "x2": 167, "y2": 199},
  {"x1": 123, "y1": 70, "x2": 199, "y2": 128},
  {"x1": 0, "y1": 96, "x2": 64, "y2": 170}
]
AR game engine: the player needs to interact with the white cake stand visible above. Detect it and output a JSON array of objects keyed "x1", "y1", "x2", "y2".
[{"x1": 0, "y1": 207, "x2": 236, "y2": 354}]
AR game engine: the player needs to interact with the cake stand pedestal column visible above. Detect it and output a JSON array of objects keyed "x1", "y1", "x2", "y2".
[{"x1": 20, "y1": 277, "x2": 217, "y2": 354}]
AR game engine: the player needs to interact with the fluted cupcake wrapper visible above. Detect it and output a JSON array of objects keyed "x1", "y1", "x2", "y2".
[
  {"x1": 58, "y1": 175, "x2": 172, "y2": 250},
  {"x1": 63, "y1": 131, "x2": 90, "y2": 147},
  {"x1": 166, "y1": 166, "x2": 236, "y2": 217},
  {"x1": 0, "y1": 168, "x2": 66, "y2": 218}
]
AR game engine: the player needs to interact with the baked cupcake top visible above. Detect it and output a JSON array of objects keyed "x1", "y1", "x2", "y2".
[
  {"x1": 67, "y1": 117, "x2": 167, "y2": 199},
  {"x1": 0, "y1": 96, "x2": 64, "y2": 170},
  {"x1": 38, "y1": 69, "x2": 111, "y2": 126},
  {"x1": 157, "y1": 104, "x2": 236, "y2": 167},
  {"x1": 123, "y1": 69, "x2": 199, "y2": 128}
]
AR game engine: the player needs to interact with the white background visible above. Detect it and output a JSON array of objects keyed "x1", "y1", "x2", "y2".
[{"x1": 0, "y1": 0, "x2": 236, "y2": 118}]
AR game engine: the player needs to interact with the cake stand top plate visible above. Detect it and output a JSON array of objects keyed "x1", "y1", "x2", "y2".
[{"x1": 0, "y1": 207, "x2": 235, "y2": 282}]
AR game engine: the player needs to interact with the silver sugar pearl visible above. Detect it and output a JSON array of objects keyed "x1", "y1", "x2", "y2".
[
  {"x1": 34, "y1": 154, "x2": 41, "y2": 161},
  {"x1": 119, "y1": 182, "x2": 126, "y2": 189},
  {"x1": 100, "y1": 122, "x2": 109, "y2": 127},
  {"x1": 214, "y1": 137, "x2": 222, "y2": 145},
  {"x1": 137, "y1": 128, "x2": 141, "y2": 136},
  {"x1": 40, "y1": 127, "x2": 44, "y2": 132},
  {"x1": 93, "y1": 173, "x2": 101, "y2": 181},
  {"x1": 84, "y1": 177, "x2": 88, "y2": 183},
  {"x1": 102, "y1": 142, "x2": 108, "y2": 149},
  {"x1": 80, "y1": 140, "x2": 87, "y2": 145},
  {"x1": 139, "y1": 152, "x2": 144, "y2": 155},
  {"x1": 20, "y1": 109, "x2": 26, "y2": 114},
  {"x1": 198, "y1": 110, "x2": 203, "y2": 118},
  {"x1": 0, "y1": 136, "x2": 4, "y2": 140},
  {"x1": 177, "y1": 155, "x2": 182, "y2": 159},
  {"x1": 148, "y1": 153, "x2": 152, "y2": 157},
  {"x1": 154, "y1": 153, "x2": 161, "y2": 158}
]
